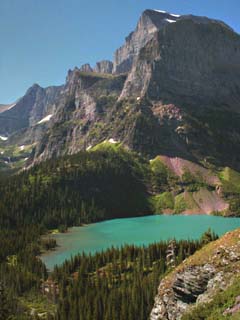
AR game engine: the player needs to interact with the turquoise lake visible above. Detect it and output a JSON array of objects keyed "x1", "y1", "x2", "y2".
[{"x1": 41, "y1": 215, "x2": 240, "y2": 270}]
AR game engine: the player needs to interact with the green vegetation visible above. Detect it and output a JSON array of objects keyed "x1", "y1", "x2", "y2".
[
  {"x1": 0, "y1": 141, "x2": 238, "y2": 318},
  {"x1": 0, "y1": 145, "x2": 236, "y2": 237},
  {"x1": 0, "y1": 142, "x2": 34, "y2": 173},
  {"x1": 77, "y1": 71, "x2": 117, "y2": 79},
  {"x1": 151, "y1": 192, "x2": 175, "y2": 213},
  {"x1": 174, "y1": 193, "x2": 187, "y2": 213},
  {"x1": 53, "y1": 238, "x2": 206, "y2": 320},
  {"x1": 90, "y1": 140, "x2": 122, "y2": 152},
  {"x1": 182, "y1": 170, "x2": 209, "y2": 192},
  {"x1": 219, "y1": 167, "x2": 240, "y2": 194},
  {"x1": 151, "y1": 191, "x2": 201, "y2": 214},
  {"x1": 150, "y1": 157, "x2": 179, "y2": 192},
  {"x1": 200, "y1": 228, "x2": 219, "y2": 245},
  {"x1": 0, "y1": 147, "x2": 152, "y2": 234},
  {"x1": 0, "y1": 143, "x2": 33, "y2": 158},
  {"x1": 182, "y1": 276, "x2": 240, "y2": 320},
  {"x1": 219, "y1": 167, "x2": 240, "y2": 215},
  {"x1": 0, "y1": 146, "x2": 151, "y2": 317}
]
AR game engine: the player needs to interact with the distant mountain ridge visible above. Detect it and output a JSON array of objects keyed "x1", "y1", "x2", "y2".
[
  {"x1": 0, "y1": 103, "x2": 16, "y2": 114},
  {"x1": 0, "y1": 84, "x2": 63, "y2": 136},
  {"x1": 1, "y1": 9, "x2": 240, "y2": 172}
]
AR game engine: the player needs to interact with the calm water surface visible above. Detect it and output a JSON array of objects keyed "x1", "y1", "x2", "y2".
[{"x1": 41, "y1": 215, "x2": 240, "y2": 270}]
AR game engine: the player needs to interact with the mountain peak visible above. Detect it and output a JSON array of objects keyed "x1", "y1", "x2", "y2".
[
  {"x1": 143, "y1": 9, "x2": 181, "y2": 20},
  {"x1": 113, "y1": 8, "x2": 235, "y2": 74},
  {"x1": 27, "y1": 83, "x2": 42, "y2": 93},
  {"x1": 144, "y1": 9, "x2": 233, "y2": 30},
  {"x1": 152, "y1": 9, "x2": 180, "y2": 17}
]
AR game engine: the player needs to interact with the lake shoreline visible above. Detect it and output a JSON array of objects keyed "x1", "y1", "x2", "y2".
[{"x1": 40, "y1": 214, "x2": 240, "y2": 271}]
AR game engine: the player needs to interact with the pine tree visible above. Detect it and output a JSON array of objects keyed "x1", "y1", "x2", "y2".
[{"x1": 0, "y1": 282, "x2": 10, "y2": 320}]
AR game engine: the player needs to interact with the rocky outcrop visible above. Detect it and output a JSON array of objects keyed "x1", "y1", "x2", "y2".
[
  {"x1": 172, "y1": 265, "x2": 215, "y2": 303},
  {"x1": 150, "y1": 229, "x2": 240, "y2": 319},
  {"x1": 77, "y1": 61, "x2": 113, "y2": 74},
  {"x1": 151, "y1": 264, "x2": 216, "y2": 320},
  {"x1": 79, "y1": 63, "x2": 93, "y2": 73},
  {"x1": 94, "y1": 60, "x2": 113, "y2": 74}
]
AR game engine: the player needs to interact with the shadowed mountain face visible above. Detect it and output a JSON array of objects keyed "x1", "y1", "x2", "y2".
[
  {"x1": 2, "y1": 9, "x2": 240, "y2": 170},
  {"x1": 117, "y1": 11, "x2": 240, "y2": 168},
  {"x1": 112, "y1": 9, "x2": 233, "y2": 74},
  {"x1": 120, "y1": 13, "x2": 240, "y2": 103}
]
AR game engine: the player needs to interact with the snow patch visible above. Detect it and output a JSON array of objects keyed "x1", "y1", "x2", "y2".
[
  {"x1": 37, "y1": 114, "x2": 53, "y2": 124},
  {"x1": 170, "y1": 13, "x2": 181, "y2": 17},
  {"x1": 0, "y1": 136, "x2": 8, "y2": 141},
  {"x1": 7, "y1": 103, "x2": 16, "y2": 110},
  {"x1": 154, "y1": 10, "x2": 181, "y2": 18},
  {"x1": 165, "y1": 19, "x2": 177, "y2": 23},
  {"x1": 154, "y1": 10, "x2": 167, "y2": 13},
  {"x1": 109, "y1": 138, "x2": 118, "y2": 144}
]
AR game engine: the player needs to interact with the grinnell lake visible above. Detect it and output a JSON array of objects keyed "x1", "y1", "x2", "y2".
[{"x1": 41, "y1": 215, "x2": 240, "y2": 270}]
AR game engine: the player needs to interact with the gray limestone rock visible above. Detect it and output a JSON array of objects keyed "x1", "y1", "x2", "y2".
[{"x1": 94, "y1": 60, "x2": 113, "y2": 74}]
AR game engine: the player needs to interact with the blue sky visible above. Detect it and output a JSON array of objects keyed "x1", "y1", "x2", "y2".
[{"x1": 1, "y1": 0, "x2": 240, "y2": 103}]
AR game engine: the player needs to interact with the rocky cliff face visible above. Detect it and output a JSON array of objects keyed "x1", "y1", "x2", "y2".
[
  {"x1": 120, "y1": 14, "x2": 239, "y2": 103},
  {"x1": 113, "y1": 10, "x2": 181, "y2": 74},
  {"x1": 118, "y1": 12, "x2": 240, "y2": 169},
  {"x1": 79, "y1": 63, "x2": 93, "y2": 72},
  {"x1": 150, "y1": 229, "x2": 240, "y2": 320},
  {"x1": 33, "y1": 69, "x2": 127, "y2": 161},
  {"x1": 27, "y1": 10, "x2": 240, "y2": 170},
  {"x1": 94, "y1": 60, "x2": 113, "y2": 74},
  {"x1": 77, "y1": 60, "x2": 113, "y2": 75},
  {"x1": 112, "y1": 10, "x2": 230, "y2": 75},
  {"x1": 0, "y1": 84, "x2": 63, "y2": 135},
  {"x1": 3, "y1": 9, "x2": 240, "y2": 172}
]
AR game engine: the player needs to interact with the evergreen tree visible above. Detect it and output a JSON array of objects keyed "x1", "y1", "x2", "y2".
[{"x1": 0, "y1": 282, "x2": 10, "y2": 320}]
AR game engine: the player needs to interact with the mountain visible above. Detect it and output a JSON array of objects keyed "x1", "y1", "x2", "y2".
[
  {"x1": 32, "y1": 71, "x2": 127, "y2": 161},
  {"x1": 0, "y1": 84, "x2": 63, "y2": 136},
  {"x1": 113, "y1": 9, "x2": 233, "y2": 74},
  {"x1": 26, "y1": 9, "x2": 240, "y2": 171},
  {"x1": 1, "y1": 9, "x2": 240, "y2": 215},
  {"x1": 119, "y1": 10, "x2": 240, "y2": 168}
]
